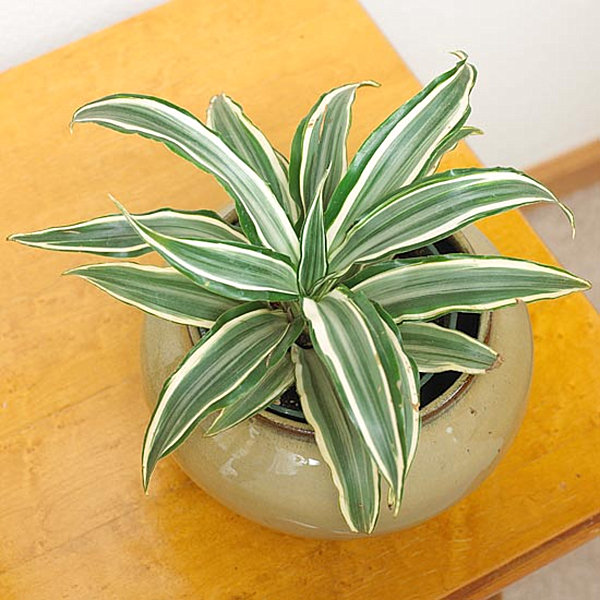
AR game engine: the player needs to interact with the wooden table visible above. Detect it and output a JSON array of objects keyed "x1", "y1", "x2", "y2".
[{"x1": 1, "y1": 1, "x2": 599, "y2": 598}]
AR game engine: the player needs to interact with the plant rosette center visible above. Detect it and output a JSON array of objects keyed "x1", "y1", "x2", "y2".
[{"x1": 10, "y1": 51, "x2": 590, "y2": 534}]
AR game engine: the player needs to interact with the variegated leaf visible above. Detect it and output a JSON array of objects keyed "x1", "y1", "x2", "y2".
[
  {"x1": 142, "y1": 303, "x2": 292, "y2": 489},
  {"x1": 205, "y1": 353, "x2": 295, "y2": 436},
  {"x1": 417, "y1": 126, "x2": 483, "y2": 179},
  {"x1": 71, "y1": 94, "x2": 299, "y2": 261},
  {"x1": 326, "y1": 52, "x2": 477, "y2": 248},
  {"x1": 302, "y1": 287, "x2": 408, "y2": 502},
  {"x1": 65, "y1": 263, "x2": 241, "y2": 327},
  {"x1": 113, "y1": 198, "x2": 300, "y2": 302},
  {"x1": 292, "y1": 345, "x2": 381, "y2": 533},
  {"x1": 206, "y1": 94, "x2": 301, "y2": 224},
  {"x1": 329, "y1": 168, "x2": 574, "y2": 271},
  {"x1": 364, "y1": 299, "x2": 420, "y2": 499},
  {"x1": 8, "y1": 208, "x2": 246, "y2": 258},
  {"x1": 349, "y1": 254, "x2": 591, "y2": 321},
  {"x1": 289, "y1": 81, "x2": 377, "y2": 211},
  {"x1": 297, "y1": 170, "x2": 329, "y2": 295},
  {"x1": 400, "y1": 322, "x2": 499, "y2": 373}
]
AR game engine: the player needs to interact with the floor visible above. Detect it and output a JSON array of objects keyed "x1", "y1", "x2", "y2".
[
  {"x1": 504, "y1": 183, "x2": 600, "y2": 599},
  {"x1": 522, "y1": 183, "x2": 600, "y2": 311}
]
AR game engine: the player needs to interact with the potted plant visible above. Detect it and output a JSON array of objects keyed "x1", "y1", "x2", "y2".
[{"x1": 10, "y1": 53, "x2": 589, "y2": 538}]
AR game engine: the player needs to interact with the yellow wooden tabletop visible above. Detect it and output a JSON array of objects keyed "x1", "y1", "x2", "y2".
[{"x1": 1, "y1": 1, "x2": 599, "y2": 598}]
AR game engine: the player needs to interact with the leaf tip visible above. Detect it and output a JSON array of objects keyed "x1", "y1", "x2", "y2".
[
  {"x1": 362, "y1": 79, "x2": 381, "y2": 89},
  {"x1": 561, "y1": 201, "x2": 577, "y2": 238},
  {"x1": 489, "y1": 352, "x2": 504, "y2": 371},
  {"x1": 108, "y1": 192, "x2": 124, "y2": 212},
  {"x1": 450, "y1": 49, "x2": 469, "y2": 62},
  {"x1": 62, "y1": 265, "x2": 90, "y2": 279},
  {"x1": 108, "y1": 193, "x2": 139, "y2": 230},
  {"x1": 69, "y1": 106, "x2": 85, "y2": 133},
  {"x1": 141, "y1": 462, "x2": 152, "y2": 494},
  {"x1": 207, "y1": 93, "x2": 222, "y2": 110}
]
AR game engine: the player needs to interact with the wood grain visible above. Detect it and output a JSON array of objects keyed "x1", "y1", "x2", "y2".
[{"x1": 1, "y1": 1, "x2": 599, "y2": 598}]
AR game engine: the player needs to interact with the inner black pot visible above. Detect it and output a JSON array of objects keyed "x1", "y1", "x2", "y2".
[
  {"x1": 266, "y1": 234, "x2": 481, "y2": 423},
  {"x1": 214, "y1": 211, "x2": 482, "y2": 425}
]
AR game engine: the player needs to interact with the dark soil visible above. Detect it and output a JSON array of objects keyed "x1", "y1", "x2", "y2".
[
  {"x1": 195, "y1": 223, "x2": 481, "y2": 423},
  {"x1": 267, "y1": 235, "x2": 481, "y2": 423}
]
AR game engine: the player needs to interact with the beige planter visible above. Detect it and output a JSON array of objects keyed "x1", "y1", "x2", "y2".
[{"x1": 140, "y1": 226, "x2": 533, "y2": 539}]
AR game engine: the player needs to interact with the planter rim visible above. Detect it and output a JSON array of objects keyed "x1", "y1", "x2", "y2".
[{"x1": 187, "y1": 223, "x2": 493, "y2": 437}]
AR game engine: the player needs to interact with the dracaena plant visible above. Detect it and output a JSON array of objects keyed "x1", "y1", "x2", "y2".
[{"x1": 10, "y1": 53, "x2": 590, "y2": 534}]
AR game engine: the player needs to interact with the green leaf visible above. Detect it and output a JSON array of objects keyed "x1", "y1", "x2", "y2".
[
  {"x1": 292, "y1": 346, "x2": 380, "y2": 533},
  {"x1": 65, "y1": 262, "x2": 241, "y2": 327},
  {"x1": 71, "y1": 94, "x2": 299, "y2": 261},
  {"x1": 349, "y1": 254, "x2": 591, "y2": 321},
  {"x1": 142, "y1": 303, "x2": 292, "y2": 489},
  {"x1": 417, "y1": 125, "x2": 483, "y2": 179},
  {"x1": 302, "y1": 287, "x2": 408, "y2": 503},
  {"x1": 400, "y1": 322, "x2": 499, "y2": 374},
  {"x1": 201, "y1": 315, "x2": 302, "y2": 434},
  {"x1": 289, "y1": 81, "x2": 377, "y2": 211},
  {"x1": 206, "y1": 94, "x2": 301, "y2": 224},
  {"x1": 113, "y1": 197, "x2": 300, "y2": 302},
  {"x1": 297, "y1": 171, "x2": 329, "y2": 295},
  {"x1": 205, "y1": 353, "x2": 295, "y2": 436},
  {"x1": 354, "y1": 295, "x2": 420, "y2": 508},
  {"x1": 329, "y1": 167, "x2": 575, "y2": 272},
  {"x1": 8, "y1": 208, "x2": 246, "y2": 258},
  {"x1": 326, "y1": 52, "x2": 477, "y2": 249}
]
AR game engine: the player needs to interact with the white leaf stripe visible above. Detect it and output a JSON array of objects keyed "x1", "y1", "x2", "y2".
[
  {"x1": 142, "y1": 238, "x2": 299, "y2": 297},
  {"x1": 206, "y1": 355, "x2": 294, "y2": 436},
  {"x1": 65, "y1": 263, "x2": 241, "y2": 327},
  {"x1": 206, "y1": 94, "x2": 300, "y2": 223},
  {"x1": 298, "y1": 169, "x2": 329, "y2": 294},
  {"x1": 292, "y1": 81, "x2": 377, "y2": 211},
  {"x1": 8, "y1": 208, "x2": 247, "y2": 257},
  {"x1": 142, "y1": 306, "x2": 290, "y2": 488},
  {"x1": 418, "y1": 125, "x2": 483, "y2": 179},
  {"x1": 329, "y1": 168, "x2": 575, "y2": 270},
  {"x1": 326, "y1": 55, "x2": 476, "y2": 248},
  {"x1": 302, "y1": 289, "x2": 402, "y2": 492},
  {"x1": 112, "y1": 197, "x2": 300, "y2": 301},
  {"x1": 72, "y1": 94, "x2": 300, "y2": 261},
  {"x1": 350, "y1": 255, "x2": 591, "y2": 321},
  {"x1": 354, "y1": 294, "x2": 419, "y2": 510},
  {"x1": 386, "y1": 320, "x2": 420, "y2": 482},
  {"x1": 400, "y1": 322, "x2": 499, "y2": 374},
  {"x1": 292, "y1": 346, "x2": 380, "y2": 534}
]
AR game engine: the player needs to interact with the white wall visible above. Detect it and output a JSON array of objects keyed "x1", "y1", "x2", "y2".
[
  {"x1": 359, "y1": 0, "x2": 600, "y2": 167},
  {"x1": 0, "y1": 0, "x2": 165, "y2": 71},
  {"x1": 1, "y1": 0, "x2": 598, "y2": 168}
]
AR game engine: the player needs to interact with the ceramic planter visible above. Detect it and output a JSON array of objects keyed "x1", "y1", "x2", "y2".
[{"x1": 141, "y1": 225, "x2": 533, "y2": 539}]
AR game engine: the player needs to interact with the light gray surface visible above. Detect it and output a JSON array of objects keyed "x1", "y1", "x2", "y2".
[
  {"x1": 0, "y1": 0, "x2": 165, "y2": 71},
  {"x1": 506, "y1": 538, "x2": 600, "y2": 600},
  {"x1": 523, "y1": 183, "x2": 600, "y2": 309}
]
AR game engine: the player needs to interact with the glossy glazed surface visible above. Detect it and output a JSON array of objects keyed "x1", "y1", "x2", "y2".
[{"x1": 141, "y1": 227, "x2": 533, "y2": 539}]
